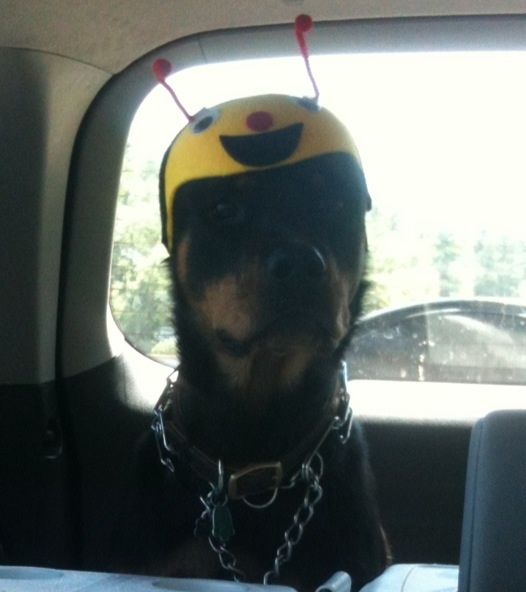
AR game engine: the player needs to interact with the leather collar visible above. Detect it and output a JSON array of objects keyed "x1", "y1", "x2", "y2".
[{"x1": 151, "y1": 362, "x2": 352, "y2": 499}]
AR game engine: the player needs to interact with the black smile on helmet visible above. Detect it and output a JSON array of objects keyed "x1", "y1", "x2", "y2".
[{"x1": 220, "y1": 123, "x2": 303, "y2": 167}]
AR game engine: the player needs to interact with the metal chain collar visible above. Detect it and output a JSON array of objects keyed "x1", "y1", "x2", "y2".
[
  {"x1": 194, "y1": 450, "x2": 325, "y2": 584},
  {"x1": 194, "y1": 360, "x2": 352, "y2": 584},
  {"x1": 195, "y1": 482, "x2": 246, "y2": 581},
  {"x1": 262, "y1": 451, "x2": 325, "y2": 585},
  {"x1": 155, "y1": 361, "x2": 353, "y2": 584}
]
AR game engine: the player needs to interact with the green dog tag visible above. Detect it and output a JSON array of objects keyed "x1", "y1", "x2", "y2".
[{"x1": 212, "y1": 505, "x2": 235, "y2": 542}]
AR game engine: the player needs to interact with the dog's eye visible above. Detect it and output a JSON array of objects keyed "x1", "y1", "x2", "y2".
[{"x1": 208, "y1": 200, "x2": 240, "y2": 223}]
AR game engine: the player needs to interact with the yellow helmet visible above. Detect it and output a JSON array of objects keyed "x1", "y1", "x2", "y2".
[
  {"x1": 155, "y1": 15, "x2": 365, "y2": 252},
  {"x1": 159, "y1": 93, "x2": 362, "y2": 251}
]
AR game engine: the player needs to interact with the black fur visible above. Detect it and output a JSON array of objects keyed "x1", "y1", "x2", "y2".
[{"x1": 114, "y1": 153, "x2": 389, "y2": 590}]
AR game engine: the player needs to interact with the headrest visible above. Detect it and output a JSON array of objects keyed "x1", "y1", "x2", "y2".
[{"x1": 459, "y1": 410, "x2": 526, "y2": 592}]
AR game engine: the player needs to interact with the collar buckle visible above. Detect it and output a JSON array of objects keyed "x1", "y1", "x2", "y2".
[{"x1": 227, "y1": 462, "x2": 284, "y2": 500}]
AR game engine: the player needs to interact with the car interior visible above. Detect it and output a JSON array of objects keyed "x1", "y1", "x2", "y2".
[{"x1": 1, "y1": 2, "x2": 526, "y2": 591}]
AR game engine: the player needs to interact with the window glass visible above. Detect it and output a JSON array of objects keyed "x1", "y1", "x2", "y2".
[{"x1": 111, "y1": 52, "x2": 526, "y2": 379}]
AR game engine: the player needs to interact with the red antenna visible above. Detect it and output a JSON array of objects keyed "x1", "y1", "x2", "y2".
[
  {"x1": 294, "y1": 14, "x2": 320, "y2": 102},
  {"x1": 152, "y1": 58, "x2": 194, "y2": 122}
]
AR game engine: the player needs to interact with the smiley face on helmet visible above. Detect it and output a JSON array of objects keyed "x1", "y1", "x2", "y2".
[{"x1": 159, "y1": 93, "x2": 365, "y2": 252}]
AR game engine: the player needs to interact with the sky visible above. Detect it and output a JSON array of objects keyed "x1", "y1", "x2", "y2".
[{"x1": 128, "y1": 50, "x2": 526, "y2": 241}]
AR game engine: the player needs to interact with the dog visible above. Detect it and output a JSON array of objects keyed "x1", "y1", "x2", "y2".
[{"x1": 115, "y1": 93, "x2": 390, "y2": 591}]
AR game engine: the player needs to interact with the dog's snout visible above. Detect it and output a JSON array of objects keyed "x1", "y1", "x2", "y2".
[{"x1": 266, "y1": 244, "x2": 327, "y2": 283}]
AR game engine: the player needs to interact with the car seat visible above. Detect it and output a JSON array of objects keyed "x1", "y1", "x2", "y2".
[{"x1": 362, "y1": 409, "x2": 526, "y2": 592}]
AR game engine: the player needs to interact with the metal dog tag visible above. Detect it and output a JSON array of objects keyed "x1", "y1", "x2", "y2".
[{"x1": 212, "y1": 505, "x2": 235, "y2": 542}]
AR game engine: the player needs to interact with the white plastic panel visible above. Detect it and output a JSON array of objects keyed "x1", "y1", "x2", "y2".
[
  {"x1": 0, "y1": 567, "x2": 295, "y2": 592},
  {"x1": 361, "y1": 564, "x2": 458, "y2": 592}
]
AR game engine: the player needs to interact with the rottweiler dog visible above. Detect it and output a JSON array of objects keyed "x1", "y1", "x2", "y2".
[{"x1": 116, "y1": 94, "x2": 389, "y2": 591}]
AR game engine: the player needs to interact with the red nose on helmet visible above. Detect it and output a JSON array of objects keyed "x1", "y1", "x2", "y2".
[{"x1": 246, "y1": 111, "x2": 274, "y2": 132}]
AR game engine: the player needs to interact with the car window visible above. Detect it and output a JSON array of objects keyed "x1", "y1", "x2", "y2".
[{"x1": 111, "y1": 52, "x2": 526, "y2": 383}]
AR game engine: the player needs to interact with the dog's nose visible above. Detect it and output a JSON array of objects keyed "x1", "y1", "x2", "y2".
[{"x1": 266, "y1": 244, "x2": 327, "y2": 283}]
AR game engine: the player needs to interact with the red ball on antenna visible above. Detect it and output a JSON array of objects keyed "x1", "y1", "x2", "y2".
[
  {"x1": 293, "y1": 14, "x2": 319, "y2": 102},
  {"x1": 153, "y1": 58, "x2": 172, "y2": 83},
  {"x1": 295, "y1": 14, "x2": 313, "y2": 33}
]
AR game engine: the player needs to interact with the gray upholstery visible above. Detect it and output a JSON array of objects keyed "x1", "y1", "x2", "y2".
[
  {"x1": 361, "y1": 409, "x2": 526, "y2": 592},
  {"x1": 459, "y1": 410, "x2": 526, "y2": 592}
]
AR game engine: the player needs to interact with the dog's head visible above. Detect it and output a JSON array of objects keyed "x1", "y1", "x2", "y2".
[{"x1": 160, "y1": 94, "x2": 370, "y2": 395}]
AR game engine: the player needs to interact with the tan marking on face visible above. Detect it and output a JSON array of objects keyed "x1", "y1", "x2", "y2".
[
  {"x1": 175, "y1": 237, "x2": 190, "y2": 285},
  {"x1": 329, "y1": 264, "x2": 352, "y2": 342},
  {"x1": 216, "y1": 346, "x2": 316, "y2": 413},
  {"x1": 276, "y1": 348, "x2": 317, "y2": 390},
  {"x1": 195, "y1": 268, "x2": 259, "y2": 342}
]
